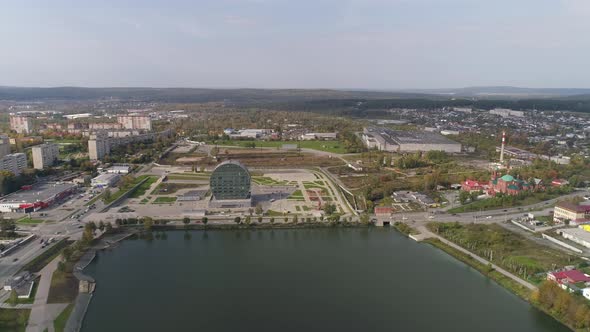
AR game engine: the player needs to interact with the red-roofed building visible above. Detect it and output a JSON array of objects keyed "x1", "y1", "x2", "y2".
[
  {"x1": 547, "y1": 270, "x2": 590, "y2": 285},
  {"x1": 551, "y1": 179, "x2": 569, "y2": 187},
  {"x1": 461, "y1": 179, "x2": 485, "y2": 192},
  {"x1": 554, "y1": 202, "x2": 590, "y2": 225},
  {"x1": 374, "y1": 207, "x2": 393, "y2": 216}
]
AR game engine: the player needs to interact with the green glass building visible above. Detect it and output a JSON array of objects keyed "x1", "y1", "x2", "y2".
[{"x1": 210, "y1": 161, "x2": 251, "y2": 200}]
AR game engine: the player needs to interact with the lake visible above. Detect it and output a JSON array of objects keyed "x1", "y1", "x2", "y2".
[{"x1": 81, "y1": 228, "x2": 569, "y2": 332}]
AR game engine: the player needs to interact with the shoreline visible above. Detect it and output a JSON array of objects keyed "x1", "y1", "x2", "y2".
[{"x1": 398, "y1": 230, "x2": 577, "y2": 332}]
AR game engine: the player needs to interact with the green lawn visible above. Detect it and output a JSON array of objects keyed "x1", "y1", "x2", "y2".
[
  {"x1": 428, "y1": 222, "x2": 582, "y2": 283},
  {"x1": 16, "y1": 217, "x2": 45, "y2": 224},
  {"x1": 0, "y1": 308, "x2": 30, "y2": 332},
  {"x1": 53, "y1": 303, "x2": 74, "y2": 332},
  {"x1": 47, "y1": 270, "x2": 78, "y2": 304},
  {"x1": 128, "y1": 176, "x2": 158, "y2": 198},
  {"x1": 152, "y1": 197, "x2": 177, "y2": 204}
]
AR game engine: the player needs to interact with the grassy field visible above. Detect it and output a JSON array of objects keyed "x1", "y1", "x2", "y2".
[
  {"x1": 213, "y1": 140, "x2": 348, "y2": 154},
  {"x1": 153, "y1": 197, "x2": 177, "y2": 204},
  {"x1": 47, "y1": 269, "x2": 79, "y2": 304},
  {"x1": 251, "y1": 176, "x2": 288, "y2": 186},
  {"x1": 428, "y1": 222, "x2": 582, "y2": 283},
  {"x1": 424, "y1": 238, "x2": 532, "y2": 300},
  {"x1": 20, "y1": 239, "x2": 70, "y2": 273},
  {"x1": 0, "y1": 308, "x2": 31, "y2": 332},
  {"x1": 151, "y1": 183, "x2": 197, "y2": 195},
  {"x1": 16, "y1": 217, "x2": 45, "y2": 224},
  {"x1": 128, "y1": 176, "x2": 158, "y2": 198},
  {"x1": 53, "y1": 303, "x2": 74, "y2": 332}
]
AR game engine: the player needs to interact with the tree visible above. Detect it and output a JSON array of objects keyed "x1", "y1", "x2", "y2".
[
  {"x1": 98, "y1": 221, "x2": 105, "y2": 231},
  {"x1": 459, "y1": 190, "x2": 470, "y2": 205},
  {"x1": 143, "y1": 217, "x2": 153, "y2": 231},
  {"x1": 269, "y1": 217, "x2": 275, "y2": 224},
  {"x1": 61, "y1": 246, "x2": 74, "y2": 262},
  {"x1": 257, "y1": 216, "x2": 263, "y2": 223},
  {"x1": 8, "y1": 289, "x2": 18, "y2": 307},
  {"x1": 248, "y1": 208, "x2": 254, "y2": 216},
  {"x1": 234, "y1": 216, "x2": 241, "y2": 224},
  {"x1": 323, "y1": 203, "x2": 336, "y2": 215},
  {"x1": 245, "y1": 216, "x2": 251, "y2": 225},
  {"x1": 255, "y1": 204, "x2": 263, "y2": 215},
  {"x1": 183, "y1": 217, "x2": 191, "y2": 226},
  {"x1": 360, "y1": 213, "x2": 370, "y2": 224},
  {"x1": 0, "y1": 220, "x2": 16, "y2": 237},
  {"x1": 102, "y1": 188, "x2": 112, "y2": 203},
  {"x1": 105, "y1": 222, "x2": 113, "y2": 233},
  {"x1": 201, "y1": 217, "x2": 208, "y2": 225},
  {"x1": 292, "y1": 215, "x2": 298, "y2": 224},
  {"x1": 57, "y1": 261, "x2": 66, "y2": 272},
  {"x1": 284, "y1": 216, "x2": 289, "y2": 223}
]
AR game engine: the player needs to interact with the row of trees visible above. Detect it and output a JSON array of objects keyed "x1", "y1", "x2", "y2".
[{"x1": 532, "y1": 281, "x2": 590, "y2": 329}]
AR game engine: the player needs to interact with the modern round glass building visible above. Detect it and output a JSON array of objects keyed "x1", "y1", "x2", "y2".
[{"x1": 209, "y1": 161, "x2": 251, "y2": 200}]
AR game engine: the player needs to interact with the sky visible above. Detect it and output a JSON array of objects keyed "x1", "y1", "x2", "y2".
[{"x1": 1, "y1": 0, "x2": 590, "y2": 89}]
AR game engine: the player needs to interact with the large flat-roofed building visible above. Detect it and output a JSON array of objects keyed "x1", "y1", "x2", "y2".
[
  {"x1": 0, "y1": 135, "x2": 10, "y2": 158},
  {"x1": 117, "y1": 115, "x2": 152, "y2": 131},
  {"x1": 32, "y1": 143, "x2": 59, "y2": 169},
  {"x1": 10, "y1": 115, "x2": 33, "y2": 134},
  {"x1": 0, "y1": 182, "x2": 77, "y2": 212},
  {"x1": 554, "y1": 202, "x2": 590, "y2": 225},
  {"x1": 209, "y1": 160, "x2": 251, "y2": 208},
  {"x1": 0, "y1": 153, "x2": 27, "y2": 176},
  {"x1": 300, "y1": 132, "x2": 338, "y2": 140},
  {"x1": 489, "y1": 108, "x2": 525, "y2": 118},
  {"x1": 91, "y1": 173, "x2": 121, "y2": 188},
  {"x1": 362, "y1": 127, "x2": 461, "y2": 153}
]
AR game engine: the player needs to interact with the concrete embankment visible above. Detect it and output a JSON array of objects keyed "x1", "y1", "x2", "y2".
[{"x1": 65, "y1": 231, "x2": 136, "y2": 332}]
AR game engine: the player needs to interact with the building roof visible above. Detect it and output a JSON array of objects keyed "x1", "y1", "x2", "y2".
[
  {"x1": 374, "y1": 207, "x2": 393, "y2": 214},
  {"x1": 0, "y1": 183, "x2": 76, "y2": 204},
  {"x1": 551, "y1": 270, "x2": 590, "y2": 283},
  {"x1": 500, "y1": 174, "x2": 515, "y2": 182},
  {"x1": 556, "y1": 202, "x2": 590, "y2": 213}
]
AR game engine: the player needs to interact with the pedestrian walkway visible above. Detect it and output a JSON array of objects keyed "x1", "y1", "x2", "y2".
[
  {"x1": 416, "y1": 225, "x2": 537, "y2": 291},
  {"x1": 26, "y1": 256, "x2": 70, "y2": 332}
]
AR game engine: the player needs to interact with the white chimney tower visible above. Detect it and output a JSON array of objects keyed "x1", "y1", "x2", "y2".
[{"x1": 500, "y1": 131, "x2": 506, "y2": 163}]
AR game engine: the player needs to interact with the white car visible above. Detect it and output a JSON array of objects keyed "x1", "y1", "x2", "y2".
[{"x1": 486, "y1": 216, "x2": 492, "y2": 219}]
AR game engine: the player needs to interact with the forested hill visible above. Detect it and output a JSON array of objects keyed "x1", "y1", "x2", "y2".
[{"x1": 0, "y1": 86, "x2": 428, "y2": 103}]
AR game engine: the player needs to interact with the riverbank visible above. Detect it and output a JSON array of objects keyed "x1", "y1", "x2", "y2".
[{"x1": 139, "y1": 220, "x2": 373, "y2": 231}]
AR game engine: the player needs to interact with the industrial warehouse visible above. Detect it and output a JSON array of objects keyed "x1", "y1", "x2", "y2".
[
  {"x1": 0, "y1": 182, "x2": 77, "y2": 213},
  {"x1": 362, "y1": 127, "x2": 462, "y2": 153}
]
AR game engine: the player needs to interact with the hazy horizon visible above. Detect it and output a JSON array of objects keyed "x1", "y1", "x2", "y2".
[{"x1": 3, "y1": 0, "x2": 590, "y2": 89}]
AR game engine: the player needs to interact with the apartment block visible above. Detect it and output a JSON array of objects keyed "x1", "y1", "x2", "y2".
[
  {"x1": 32, "y1": 143, "x2": 60, "y2": 169},
  {"x1": 0, "y1": 153, "x2": 27, "y2": 176},
  {"x1": 10, "y1": 115, "x2": 33, "y2": 134},
  {"x1": 117, "y1": 115, "x2": 152, "y2": 131}
]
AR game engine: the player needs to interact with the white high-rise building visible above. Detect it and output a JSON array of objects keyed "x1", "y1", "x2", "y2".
[
  {"x1": 32, "y1": 143, "x2": 60, "y2": 169},
  {"x1": 9, "y1": 115, "x2": 33, "y2": 134},
  {"x1": 0, "y1": 153, "x2": 27, "y2": 176}
]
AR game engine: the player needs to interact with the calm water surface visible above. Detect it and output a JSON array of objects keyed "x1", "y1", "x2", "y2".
[{"x1": 82, "y1": 228, "x2": 569, "y2": 332}]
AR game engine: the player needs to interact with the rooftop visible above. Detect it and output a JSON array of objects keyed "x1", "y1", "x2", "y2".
[
  {"x1": 0, "y1": 183, "x2": 76, "y2": 204},
  {"x1": 365, "y1": 127, "x2": 460, "y2": 146}
]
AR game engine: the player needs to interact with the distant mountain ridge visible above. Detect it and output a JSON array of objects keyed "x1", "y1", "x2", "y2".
[{"x1": 399, "y1": 86, "x2": 590, "y2": 98}]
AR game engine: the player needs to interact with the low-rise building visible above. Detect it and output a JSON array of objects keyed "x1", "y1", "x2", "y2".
[
  {"x1": 106, "y1": 164, "x2": 131, "y2": 174},
  {"x1": 3, "y1": 271, "x2": 35, "y2": 298},
  {"x1": 91, "y1": 173, "x2": 121, "y2": 188},
  {"x1": 0, "y1": 182, "x2": 77, "y2": 212},
  {"x1": 554, "y1": 202, "x2": 590, "y2": 225},
  {"x1": 558, "y1": 227, "x2": 590, "y2": 248},
  {"x1": 300, "y1": 132, "x2": 338, "y2": 140}
]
